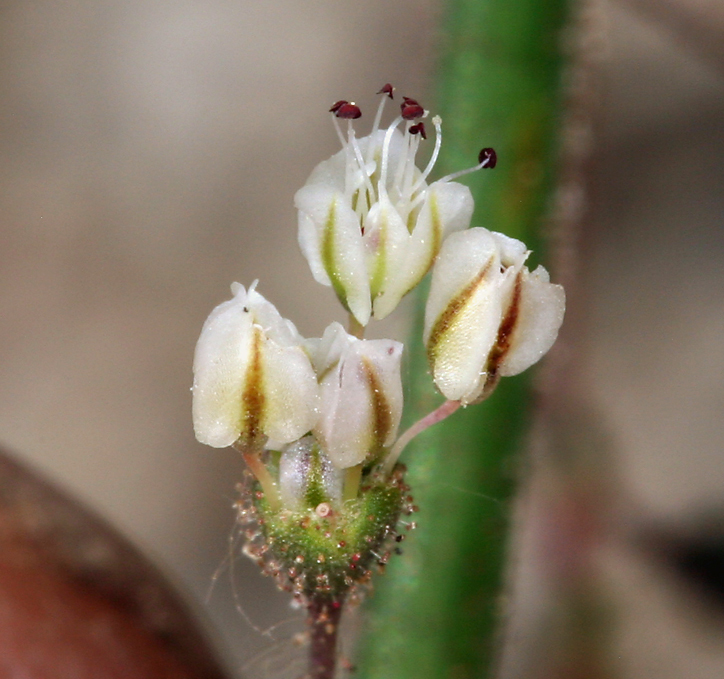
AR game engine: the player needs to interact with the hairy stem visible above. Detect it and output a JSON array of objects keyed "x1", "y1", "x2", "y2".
[
  {"x1": 237, "y1": 449, "x2": 281, "y2": 511},
  {"x1": 307, "y1": 596, "x2": 343, "y2": 679}
]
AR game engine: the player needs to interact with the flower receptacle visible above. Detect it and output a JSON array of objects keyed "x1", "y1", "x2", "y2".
[{"x1": 242, "y1": 465, "x2": 413, "y2": 603}]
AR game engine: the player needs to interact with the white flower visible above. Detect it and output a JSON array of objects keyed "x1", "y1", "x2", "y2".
[
  {"x1": 296, "y1": 90, "x2": 476, "y2": 325},
  {"x1": 306, "y1": 322, "x2": 404, "y2": 469},
  {"x1": 424, "y1": 228, "x2": 565, "y2": 405},
  {"x1": 192, "y1": 282, "x2": 320, "y2": 449}
]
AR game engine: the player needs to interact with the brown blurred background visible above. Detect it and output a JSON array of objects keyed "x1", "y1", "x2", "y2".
[{"x1": 0, "y1": 0, "x2": 722, "y2": 677}]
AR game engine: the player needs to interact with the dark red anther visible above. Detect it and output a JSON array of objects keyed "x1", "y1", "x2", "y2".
[
  {"x1": 329, "y1": 100, "x2": 348, "y2": 114},
  {"x1": 409, "y1": 122, "x2": 427, "y2": 139},
  {"x1": 377, "y1": 83, "x2": 394, "y2": 99},
  {"x1": 478, "y1": 147, "x2": 497, "y2": 168},
  {"x1": 401, "y1": 102, "x2": 424, "y2": 120},
  {"x1": 402, "y1": 96, "x2": 420, "y2": 106},
  {"x1": 335, "y1": 102, "x2": 362, "y2": 119}
]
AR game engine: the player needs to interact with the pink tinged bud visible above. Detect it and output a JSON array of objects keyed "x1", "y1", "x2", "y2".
[
  {"x1": 311, "y1": 323, "x2": 403, "y2": 469},
  {"x1": 192, "y1": 283, "x2": 320, "y2": 448},
  {"x1": 424, "y1": 228, "x2": 565, "y2": 404}
]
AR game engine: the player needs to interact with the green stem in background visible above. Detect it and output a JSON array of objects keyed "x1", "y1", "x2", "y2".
[{"x1": 357, "y1": 0, "x2": 572, "y2": 676}]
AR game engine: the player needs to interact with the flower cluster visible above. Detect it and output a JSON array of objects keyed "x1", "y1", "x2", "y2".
[
  {"x1": 192, "y1": 85, "x2": 565, "y2": 606},
  {"x1": 295, "y1": 87, "x2": 494, "y2": 325}
]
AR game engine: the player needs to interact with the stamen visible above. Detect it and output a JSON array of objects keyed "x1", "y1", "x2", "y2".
[
  {"x1": 347, "y1": 123, "x2": 376, "y2": 217},
  {"x1": 331, "y1": 114, "x2": 346, "y2": 147},
  {"x1": 371, "y1": 83, "x2": 394, "y2": 137},
  {"x1": 409, "y1": 122, "x2": 427, "y2": 139},
  {"x1": 437, "y1": 146, "x2": 499, "y2": 183},
  {"x1": 397, "y1": 125, "x2": 421, "y2": 209},
  {"x1": 342, "y1": 121, "x2": 356, "y2": 197},
  {"x1": 335, "y1": 102, "x2": 362, "y2": 119},
  {"x1": 329, "y1": 100, "x2": 348, "y2": 114},
  {"x1": 392, "y1": 121, "x2": 413, "y2": 198},
  {"x1": 478, "y1": 147, "x2": 497, "y2": 168},
  {"x1": 378, "y1": 115, "x2": 403, "y2": 197},
  {"x1": 400, "y1": 97, "x2": 424, "y2": 120},
  {"x1": 409, "y1": 116, "x2": 443, "y2": 197},
  {"x1": 377, "y1": 83, "x2": 394, "y2": 99}
]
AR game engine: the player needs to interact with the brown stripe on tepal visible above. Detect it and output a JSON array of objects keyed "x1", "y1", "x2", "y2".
[
  {"x1": 484, "y1": 271, "x2": 523, "y2": 382},
  {"x1": 427, "y1": 257, "x2": 495, "y2": 364},
  {"x1": 238, "y1": 325, "x2": 266, "y2": 446},
  {"x1": 360, "y1": 357, "x2": 391, "y2": 456}
]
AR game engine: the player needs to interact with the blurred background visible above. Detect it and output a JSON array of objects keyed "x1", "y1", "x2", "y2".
[{"x1": 0, "y1": 0, "x2": 722, "y2": 677}]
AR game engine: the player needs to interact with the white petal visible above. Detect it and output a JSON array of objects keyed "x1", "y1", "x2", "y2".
[
  {"x1": 192, "y1": 284, "x2": 320, "y2": 448},
  {"x1": 424, "y1": 228, "x2": 505, "y2": 403},
  {"x1": 246, "y1": 287, "x2": 304, "y2": 347},
  {"x1": 498, "y1": 266, "x2": 566, "y2": 376},
  {"x1": 316, "y1": 357, "x2": 373, "y2": 468},
  {"x1": 295, "y1": 185, "x2": 371, "y2": 325},
  {"x1": 297, "y1": 210, "x2": 331, "y2": 287},
  {"x1": 313, "y1": 332, "x2": 404, "y2": 468},
  {"x1": 373, "y1": 181, "x2": 473, "y2": 320},
  {"x1": 303, "y1": 151, "x2": 347, "y2": 192},
  {"x1": 306, "y1": 321, "x2": 348, "y2": 374},
  {"x1": 192, "y1": 287, "x2": 255, "y2": 447},
  {"x1": 356, "y1": 339, "x2": 404, "y2": 447},
  {"x1": 259, "y1": 337, "x2": 320, "y2": 443},
  {"x1": 423, "y1": 181, "x2": 475, "y2": 239},
  {"x1": 490, "y1": 230, "x2": 529, "y2": 269},
  {"x1": 363, "y1": 193, "x2": 410, "y2": 300}
]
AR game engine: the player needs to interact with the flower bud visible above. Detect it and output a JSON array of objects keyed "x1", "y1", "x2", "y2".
[
  {"x1": 424, "y1": 228, "x2": 565, "y2": 404},
  {"x1": 278, "y1": 435, "x2": 344, "y2": 511},
  {"x1": 296, "y1": 107, "x2": 473, "y2": 326},
  {"x1": 192, "y1": 282, "x2": 320, "y2": 449},
  {"x1": 307, "y1": 322, "x2": 403, "y2": 469}
]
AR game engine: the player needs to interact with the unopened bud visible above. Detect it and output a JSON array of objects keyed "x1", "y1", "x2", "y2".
[
  {"x1": 192, "y1": 282, "x2": 320, "y2": 448},
  {"x1": 424, "y1": 228, "x2": 565, "y2": 404}
]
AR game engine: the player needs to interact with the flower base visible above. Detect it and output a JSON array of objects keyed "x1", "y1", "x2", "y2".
[{"x1": 238, "y1": 464, "x2": 414, "y2": 604}]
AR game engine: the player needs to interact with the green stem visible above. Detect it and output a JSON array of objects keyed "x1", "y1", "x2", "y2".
[{"x1": 356, "y1": 0, "x2": 572, "y2": 675}]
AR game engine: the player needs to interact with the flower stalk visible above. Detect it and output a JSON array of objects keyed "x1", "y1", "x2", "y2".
[{"x1": 307, "y1": 595, "x2": 343, "y2": 679}]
